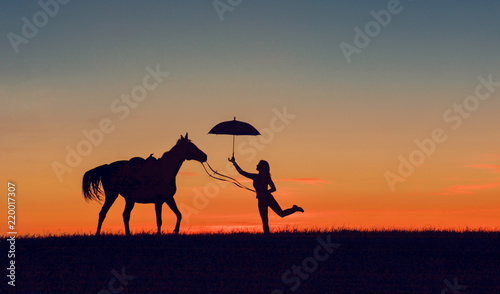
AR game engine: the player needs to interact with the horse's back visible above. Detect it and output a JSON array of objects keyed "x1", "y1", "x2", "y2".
[{"x1": 107, "y1": 156, "x2": 164, "y2": 196}]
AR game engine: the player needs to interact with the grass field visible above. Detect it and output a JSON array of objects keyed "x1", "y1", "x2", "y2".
[{"x1": 4, "y1": 229, "x2": 500, "y2": 293}]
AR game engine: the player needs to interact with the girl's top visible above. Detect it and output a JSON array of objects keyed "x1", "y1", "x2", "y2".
[{"x1": 233, "y1": 162, "x2": 276, "y2": 199}]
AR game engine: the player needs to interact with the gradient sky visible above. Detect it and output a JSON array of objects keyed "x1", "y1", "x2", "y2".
[{"x1": 1, "y1": 1, "x2": 500, "y2": 235}]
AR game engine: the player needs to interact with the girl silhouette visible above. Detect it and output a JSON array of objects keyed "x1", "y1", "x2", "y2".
[{"x1": 229, "y1": 157, "x2": 304, "y2": 233}]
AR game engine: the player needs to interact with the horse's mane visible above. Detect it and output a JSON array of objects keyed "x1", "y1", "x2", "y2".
[{"x1": 159, "y1": 138, "x2": 187, "y2": 161}]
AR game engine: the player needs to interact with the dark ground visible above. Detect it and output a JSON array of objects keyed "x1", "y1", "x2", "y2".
[{"x1": 3, "y1": 230, "x2": 500, "y2": 293}]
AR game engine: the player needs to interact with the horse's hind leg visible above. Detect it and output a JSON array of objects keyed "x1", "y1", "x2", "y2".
[
  {"x1": 123, "y1": 200, "x2": 135, "y2": 236},
  {"x1": 165, "y1": 198, "x2": 182, "y2": 234},
  {"x1": 96, "y1": 191, "x2": 118, "y2": 236},
  {"x1": 155, "y1": 202, "x2": 163, "y2": 235}
]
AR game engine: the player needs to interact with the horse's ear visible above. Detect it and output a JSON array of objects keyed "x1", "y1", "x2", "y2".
[
  {"x1": 180, "y1": 134, "x2": 184, "y2": 140},
  {"x1": 185, "y1": 132, "x2": 188, "y2": 140}
]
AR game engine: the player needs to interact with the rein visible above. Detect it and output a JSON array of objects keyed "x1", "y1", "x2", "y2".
[{"x1": 201, "y1": 162, "x2": 255, "y2": 192}]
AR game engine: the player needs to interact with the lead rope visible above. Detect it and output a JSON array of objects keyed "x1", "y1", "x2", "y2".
[{"x1": 201, "y1": 162, "x2": 255, "y2": 192}]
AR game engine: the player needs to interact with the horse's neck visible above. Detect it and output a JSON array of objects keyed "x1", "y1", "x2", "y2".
[{"x1": 159, "y1": 150, "x2": 185, "y2": 180}]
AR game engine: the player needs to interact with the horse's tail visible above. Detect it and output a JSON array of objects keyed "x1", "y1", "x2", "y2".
[{"x1": 82, "y1": 164, "x2": 110, "y2": 202}]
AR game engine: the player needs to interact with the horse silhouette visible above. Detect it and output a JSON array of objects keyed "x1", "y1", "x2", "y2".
[{"x1": 82, "y1": 133, "x2": 207, "y2": 235}]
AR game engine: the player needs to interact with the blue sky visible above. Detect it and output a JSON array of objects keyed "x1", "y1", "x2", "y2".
[{"x1": 3, "y1": 1, "x2": 500, "y2": 83}]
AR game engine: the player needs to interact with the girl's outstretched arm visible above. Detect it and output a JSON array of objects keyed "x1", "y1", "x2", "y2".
[{"x1": 229, "y1": 157, "x2": 255, "y2": 179}]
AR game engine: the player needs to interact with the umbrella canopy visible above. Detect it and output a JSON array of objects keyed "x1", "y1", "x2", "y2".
[
  {"x1": 208, "y1": 117, "x2": 260, "y2": 157},
  {"x1": 209, "y1": 117, "x2": 260, "y2": 136}
]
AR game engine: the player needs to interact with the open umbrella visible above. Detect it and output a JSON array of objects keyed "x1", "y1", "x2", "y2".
[{"x1": 208, "y1": 117, "x2": 260, "y2": 158}]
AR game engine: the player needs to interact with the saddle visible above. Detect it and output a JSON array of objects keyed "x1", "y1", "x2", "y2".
[{"x1": 129, "y1": 154, "x2": 160, "y2": 185}]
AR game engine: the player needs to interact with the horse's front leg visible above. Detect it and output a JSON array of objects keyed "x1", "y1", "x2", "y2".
[
  {"x1": 123, "y1": 200, "x2": 135, "y2": 236},
  {"x1": 165, "y1": 198, "x2": 182, "y2": 234},
  {"x1": 155, "y1": 202, "x2": 162, "y2": 235}
]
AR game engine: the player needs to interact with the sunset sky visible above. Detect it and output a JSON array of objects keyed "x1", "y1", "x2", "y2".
[{"x1": 1, "y1": 1, "x2": 500, "y2": 235}]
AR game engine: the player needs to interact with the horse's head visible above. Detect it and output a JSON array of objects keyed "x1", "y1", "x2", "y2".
[{"x1": 175, "y1": 133, "x2": 207, "y2": 163}]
